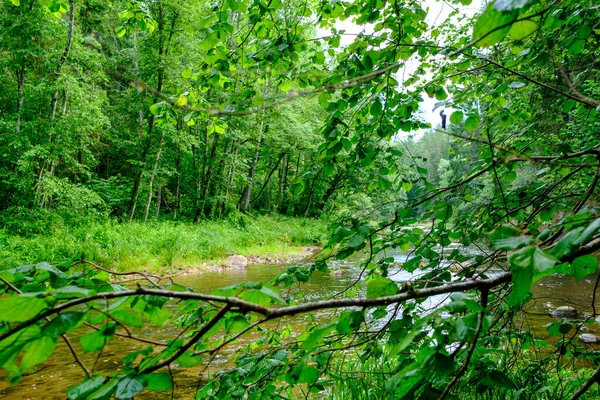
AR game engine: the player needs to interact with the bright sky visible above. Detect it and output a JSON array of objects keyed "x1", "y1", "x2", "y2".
[{"x1": 320, "y1": 0, "x2": 483, "y2": 138}]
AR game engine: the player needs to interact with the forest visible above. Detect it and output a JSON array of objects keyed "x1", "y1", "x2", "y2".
[{"x1": 0, "y1": 0, "x2": 600, "y2": 398}]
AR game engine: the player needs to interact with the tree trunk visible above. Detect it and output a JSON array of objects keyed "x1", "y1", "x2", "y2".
[
  {"x1": 195, "y1": 133, "x2": 220, "y2": 222},
  {"x1": 15, "y1": 63, "x2": 25, "y2": 135},
  {"x1": 155, "y1": 185, "x2": 162, "y2": 219},
  {"x1": 174, "y1": 147, "x2": 181, "y2": 220},
  {"x1": 240, "y1": 136, "x2": 262, "y2": 212},
  {"x1": 143, "y1": 133, "x2": 165, "y2": 222}
]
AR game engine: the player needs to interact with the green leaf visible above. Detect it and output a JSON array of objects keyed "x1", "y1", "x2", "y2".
[
  {"x1": 80, "y1": 323, "x2": 116, "y2": 353},
  {"x1": 570, "y1": 255, "x2": 598, "y2": 282},
  {"x1": 302, "y1": 323, "x2": 336, "y2": 351},
  {"x1": 370, "y1": 100, "x2": 383, "y2": 117},
  {"x1": 449, "y1": 111, "x2": 464, "y2": 124},
  {"x1": 10, "y1": 0, "x2": 20, "y2": 6},
  {"x1": 115, "y1": 376, "x2": 145, "y2": 399},
  {"x1": 43, "y1": 311, "x2": 87, "y2": 337},
  {"x1": 67, "y1": 375, "x2": 106, "y2": 400},
  {"x1": 568, "y1": 39, "x2": 585, "y2": 55},
  {"x1": 145, "y1": 373, "x2": 172, "y2": 392},
  {"x1": 499, "y1": 236, "x2": 536, "y2": 253},
  {"x1": 290, "y1": 180, "x2": 305, "y2": 195},
  {"x1": 298, "y1": 366, "x2": 320, "y2": 384},
  {"x1": 20, "y1": 336, "x2": 57, "y2": 372},
  {"x1": 508, "y1": 247, "x2": 557, "y2": 306},
  {"x1": 0, "y1": 295, "x2": 47, "y2": 322},
  {"x1": 336, "y1": 311, "x2": 365, "y2": 335},
  {"x1": 508, "y1": 20, "x2": 538, "y2": 40},
  {"x1": 473, "y1": 4, "x2": 518, "y2": 47},
  {"x1": 88, "y1": 378, "x2": 119, "y2": 400},
  {"x1": 435, "y1": 87, "x2": 448, "y2": 101},
  {"x1": 433, "y1": 201, "x2": 453, "y2": 220},
  {"x1": 366, "y1": 275, "x2": 399, "y2": 299},
  {"x1": 111, "y1": 310, "x2": 143, "y2": 328},
  {"x1": 573, "y1": 218, "x2": 600, "y2": 246},
  {"x1": 378, "y1": 177, "x2": 392, "y2": 190},
  {"x1": 464, "y1": 115, "x2": 480, "y2": 131}
]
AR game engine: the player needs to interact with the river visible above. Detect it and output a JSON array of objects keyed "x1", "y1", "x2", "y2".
[{"x1": 1, "y1": 251, "x2": 598, "y2": 399}]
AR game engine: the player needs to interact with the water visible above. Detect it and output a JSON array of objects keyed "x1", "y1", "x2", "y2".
[{"x1": 1, "y1": 253, "x2": 598, "y2": 399}]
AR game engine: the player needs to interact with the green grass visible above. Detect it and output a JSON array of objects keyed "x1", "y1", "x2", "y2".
[{"x1": 0, "y1": 215, "x2": 327, "y2": 273}]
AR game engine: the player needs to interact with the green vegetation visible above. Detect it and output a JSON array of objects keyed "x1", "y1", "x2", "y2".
[
  {"x1": 0, "y1": 214, "x2": 326, "y2": 272},
  {"x1": 1, "y1": 0, "x2": 600, "y2": 399}
]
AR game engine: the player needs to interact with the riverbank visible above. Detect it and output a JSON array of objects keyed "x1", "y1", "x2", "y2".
[{"x1": 0, "y1": 215, "x2": 327, "y2": 273}]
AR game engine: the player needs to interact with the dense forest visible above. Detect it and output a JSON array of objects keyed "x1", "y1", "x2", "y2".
[{"x1": 1, "y1": 0, "x2": 600, "y2": 399}]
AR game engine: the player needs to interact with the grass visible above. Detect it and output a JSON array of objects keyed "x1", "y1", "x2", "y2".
[{"x1": 0, "y1": 214, "x2": 327, "y2": 273}]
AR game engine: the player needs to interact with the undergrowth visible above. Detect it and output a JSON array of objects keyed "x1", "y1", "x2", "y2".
[{"x1": 0, "y1": 211, "x2": 326, "y2": 272}]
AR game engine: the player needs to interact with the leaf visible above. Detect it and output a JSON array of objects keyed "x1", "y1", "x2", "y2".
[
  {"x1": 43, "y1": 311, "x2": 87, "y2": 337},
  {"x1": 289, "y1": 180, "x2": 305, "y2": 195},
  {"x1": 302, "y1": 323, "x2": 336, "y2": 351},
  {"x1": 573, "y1": 217, "x2": 600, "y2": 246},
  {"x1": 336, "y1": 311, "x2": 365, "y2": 335},
  {"x1": 67, "y1": 375, "x2": 106, "y2": 400},
  {"x1": 570, "y1": 255, "x2": 598, "y2": 282},
  {"x1": 115, "y1": 376, "x2": 145, "y2": 399},
  {"x1": 449, "y1": 111, "x2": 464, "y2": 124},
  {"x1": 111, "y1": 310, "x2": 143, "y2": 328},
  {"x1": 370, "y1": 100, "x2": 383, "y2": 117},
  {"x1": 366, "y1": 275, "x2": 398, "y2": 299},
  {"x1": 80, "y1": 323, "x2": 116, "y2": 353},
  {"x1": 378, "y1": 177, "x2": 392, "y2": 190},
  {"x1": 435, "y1": 87, "x2": 448, "y2": 101},
  {"x1": 145, "y1": 373, "x2": 172, "y2": 392},
  {"x1": 20, "y1": 336, "x2": 57, "y2": 372},
  {"x1": 508, "y1": 20, "x2": 538, "y2": 40},
  {"x1": 10, "y1": 0, "x2": 20, "y2": 6},
  {"x1": 464, "y1": 115, "x2": 480, "y2": 131},
  {"x1": 473, "y1": 4, "x2": 518, "y2": 48},
  {"x1": 508, "y1": 247, "x2": 557, "y2": 306},
  {"x1": 0, "y1": 295, "x2": 47, "y2": 322},
  {"x1": 278, "y1": 81, "x2": 291, "y2": 92},
  {"x1": 298, "y1": 366, "x2": 320, "y2": 384},
  {"x1": 568, "y1": 40, "x2": 585, "y2": 55},
  {"x1": 88, "y1": 378, "x2": 119, "y2": 400},
  {"x1": 433, "y1": 201, "x2": 453, "y2": 220},
  {"x1": 490, "y1": 225, "x2": 533, "y2": 251}
]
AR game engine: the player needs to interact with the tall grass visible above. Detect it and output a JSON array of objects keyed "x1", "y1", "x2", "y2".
[{"x1": 0, "y1": 215, "x2": 327, "y2": 272}]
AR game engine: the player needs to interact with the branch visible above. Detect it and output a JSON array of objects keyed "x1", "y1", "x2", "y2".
[
  {"x1": 569, "y1": 367, "x2": 600, "y2": 400},
  {"x1": 0, "y1": 273, "x2": 512, "y2": 345},
  {"x1": 141, "y1": 304, "x2": 231, "y2": 373}
]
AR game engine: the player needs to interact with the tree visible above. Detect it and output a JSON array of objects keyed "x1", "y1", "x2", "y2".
[{"x1": 1, "y1": 0, "x2": 600, "y2": 399}]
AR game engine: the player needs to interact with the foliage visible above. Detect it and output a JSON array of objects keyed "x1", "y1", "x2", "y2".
[{"x1": 1, "y1": 0, "x2": 600, "y2": 399}]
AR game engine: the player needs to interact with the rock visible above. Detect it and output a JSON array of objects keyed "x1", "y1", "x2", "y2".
[
  {"x1": 580, "y1": 333, "x2": 600, "y2": 343},
  {"x1": 551, "y1": 306, "x2": 578, "y2": 318},
  {"x1": 331, "y1": 269, "x2": 346, "y2": 276},
  {"x1": 223, "y1": 255, "x2": 248, "y2": 269}
]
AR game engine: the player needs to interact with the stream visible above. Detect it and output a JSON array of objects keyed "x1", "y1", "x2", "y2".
[{"x1": 1, "y1": 250, "x2": 599, "y2": 399}]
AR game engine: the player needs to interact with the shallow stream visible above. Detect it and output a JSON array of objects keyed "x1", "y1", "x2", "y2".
[{"x1": 1, "y1": 251, "x2": 598, "y2": 399}]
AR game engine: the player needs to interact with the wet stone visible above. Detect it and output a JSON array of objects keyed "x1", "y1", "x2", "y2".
[
  {"x1": 580, "y1": 333, "x2": 600, "y2": 343},
  {"x1": 551, "y1": 306, "x2": 578, "y2": 318}
]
